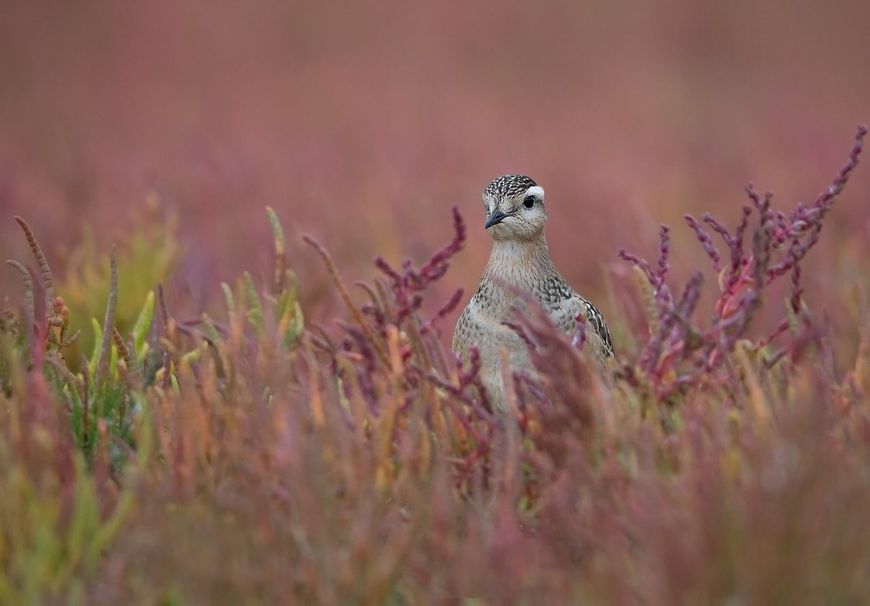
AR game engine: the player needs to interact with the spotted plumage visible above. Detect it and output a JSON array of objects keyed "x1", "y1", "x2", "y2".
[
  {"x1": 484, "y1": 175, "x2": 538, "y2": 199},
  {"x1": 453, "y1": 175, "x2": 613, "y2": 407}
]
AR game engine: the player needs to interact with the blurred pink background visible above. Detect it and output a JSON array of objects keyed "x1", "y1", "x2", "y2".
[{"x1": 2, "y1": 0, "x2": 868, "y2": 329}]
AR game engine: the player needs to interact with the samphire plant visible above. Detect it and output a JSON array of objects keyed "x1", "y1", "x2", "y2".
[{"x1": 0, "y1": 126, "x2": 867, "y2": 605}]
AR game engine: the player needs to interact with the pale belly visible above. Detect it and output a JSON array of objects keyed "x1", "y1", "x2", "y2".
[
  {"x1": 458, "y1": 304, "x2": 535, "y2": 409},
  {"x1": 454, "y1": 292, "x2": 607, "y2": 408}
]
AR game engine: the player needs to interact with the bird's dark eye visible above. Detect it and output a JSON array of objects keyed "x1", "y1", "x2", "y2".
[{"x1": 523, "y1": 195, "x2": 535, "y2": 208}]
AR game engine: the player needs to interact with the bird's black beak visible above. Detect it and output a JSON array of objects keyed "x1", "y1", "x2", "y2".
[{"x1": 484, "y1": 210, "x2": 508, "y2": 229}]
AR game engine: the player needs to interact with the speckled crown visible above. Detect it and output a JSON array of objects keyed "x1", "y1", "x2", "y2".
[{"x1": 483, "y1": 175, "x2": 537, "y2": 199}]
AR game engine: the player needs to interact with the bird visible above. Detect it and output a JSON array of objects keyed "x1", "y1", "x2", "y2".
[{"x1": 452, "y1": 174, "x2": 613, "y2": 407}]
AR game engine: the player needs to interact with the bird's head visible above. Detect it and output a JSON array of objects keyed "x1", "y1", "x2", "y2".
[{"x1": 482, "y1": 175, "x2": 547, "y2": 241}]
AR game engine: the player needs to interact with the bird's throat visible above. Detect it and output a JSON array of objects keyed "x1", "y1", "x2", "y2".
[{"x1": 483, "y1": 235, "x2": 557, "y2": 286}]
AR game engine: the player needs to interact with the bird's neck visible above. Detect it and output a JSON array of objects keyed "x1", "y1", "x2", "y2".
[{"x1": 483, "y1": 234, "x2": 557, "y2": 285}]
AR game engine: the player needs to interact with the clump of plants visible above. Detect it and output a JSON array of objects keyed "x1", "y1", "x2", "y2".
[
  {"x1": 0, "y1": 127, "x2": 867, "y2": 604},
  {"x1": 619, "y1": 126, "x2": 868, "y2": 403}
]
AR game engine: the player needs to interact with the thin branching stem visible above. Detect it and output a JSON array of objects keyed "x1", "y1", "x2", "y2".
[
  {"x1": 94, "y1": 248, "x2": 118, "y2": 392},
  {"x1": 14, "y1": 216, "x2": 55, "y2": 314}
]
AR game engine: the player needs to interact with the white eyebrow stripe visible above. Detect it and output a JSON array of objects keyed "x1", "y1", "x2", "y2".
[{"x1": 526, "y1": 185, "x2": 545, "y2": 200}]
